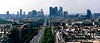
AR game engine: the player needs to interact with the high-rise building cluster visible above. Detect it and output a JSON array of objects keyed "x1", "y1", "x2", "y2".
[
  {"x1": 3, "y1": 7, "x2": 100, "y2": 20},
  {"x1": 1, "y1": 7, "x2": 100, "y2": 43},
  {"x1": 28, "y1": 9, "x2": 44, "y2": 18},
  {"x1": 49, "y1": 7, "x2": 68, "y2": 18},
  {"x1": 5, "y1": 9, "x2": 44, "y2": 19},
  {"x1": 16, "y1": 9, "x2": 25, "y2": 18}
]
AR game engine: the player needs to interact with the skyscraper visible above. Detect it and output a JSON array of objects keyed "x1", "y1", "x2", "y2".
[
  {"x1": 17, "y1": 11, "x2": 19, "y2": 18},
  {"x1": 49, "y1": 7, "x2": 58, "y2": 16},
  {"x1": 23, "y1": 11, "x2": 25, "y2": 18},
  {"x1": 37, "y1": 9, "x2": 44, "y2": 16},
  {"x1": 54, "y1": 7, "x2": 58, "y2": 16},
  {"x1": 41, "y1": 9, "x2": 44, "y2": 16},
  {"x1": 86, "y1": 9, "x2": 92, "y2": 18},
  {"x1": 28, "y1": 11, "x2": 32, "y2": 17},
  {"x1": 87, "y1": 9, "x2": 91, "y2": 15},
  {"x1": 23, "y1": 11, "x2": 25, "y2": 15},
  {"x1": 59, "y1": 7, "x2": 63, "y2": 16},
  {"x1": 76, "y1": 14, "x2": 81, "y2": 18},
  {"x1": 20, "y1": 9, "x2": 22, "y2": 17},
  {"x1": 50, "y1": 7, "x2": 53, "y2": 16},
  {"x1": 6, "y1": 11, "x2": 9, "y2": 19},
  {"x1": 32, "y1": 10, "x2": 37, "y2": 17},
  {"x1": 64, "y1": 11, "x2": 68, "y2": 18}
]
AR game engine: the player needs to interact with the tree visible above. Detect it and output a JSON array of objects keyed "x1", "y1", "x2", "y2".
[
  {"x1": 41, "y1": 27, "x2": 54, "y2": 43},
  {"x1": 41, "y1": 37, "x2": 47, "y2": 43},
  {"x1": 47, "y1": 37, "x2": 54, "y2": 43}
]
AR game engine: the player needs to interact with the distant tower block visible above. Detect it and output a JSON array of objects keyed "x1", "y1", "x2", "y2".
[
  {"x1": 6, "y1": 11, "x2": 9, "y2": 19},
  {"x1": 20, "y1": 9, "x2": 22, "y2": 17}
]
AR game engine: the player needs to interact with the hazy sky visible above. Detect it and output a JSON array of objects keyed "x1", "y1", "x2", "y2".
[{"x1": 0, "y1": 0, "x2": 100, "y2": 14}]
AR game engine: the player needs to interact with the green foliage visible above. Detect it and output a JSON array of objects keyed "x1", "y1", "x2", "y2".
[
  {"x1": 0, "y1": 18, "x2": 13, "y2": 23},
  {"x1": 41, "y1": 27, "x2": 54, "y2": 43},
  {"x1": 46, "y1": 19, "x2": 49, "y2": 26},
  {"x1": 39, "y1": 19, "x2": 45, "y2": 25},
  {"x1": 47, "y1": 37, "x2": 54, "y2": 43},
  {"x1": 47, "y1": 30, "x2": 52, "y2": 37},
  {"x1": 41, "y1": 36, "x2": 47, "y2": 43},
  {"x1": 95, "y1": 22, "x2": 100, "y2": 25},
  {"x1": 32, "y1": 19, "x2": 45, "y2": 27},
  {"x1": 23, "y1": 27, "x2": 39, "y2": 43}
]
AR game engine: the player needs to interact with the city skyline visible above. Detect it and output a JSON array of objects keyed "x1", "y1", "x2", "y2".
[{"x1": 0, "y1": 0, "x2": 100, "y2": 14}]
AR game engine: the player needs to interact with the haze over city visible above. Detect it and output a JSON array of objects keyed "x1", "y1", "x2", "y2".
[
  {"x1": 1, "y1": 0, "x2": 100, "y2": 43},
  {"x1": 0, "y1": 0, "x2": 100, "y2": 14}
]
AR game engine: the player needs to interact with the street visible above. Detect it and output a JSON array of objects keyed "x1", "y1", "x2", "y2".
[{"x1": 30, "y1": 18, "x2": 47, "y2": 43}]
